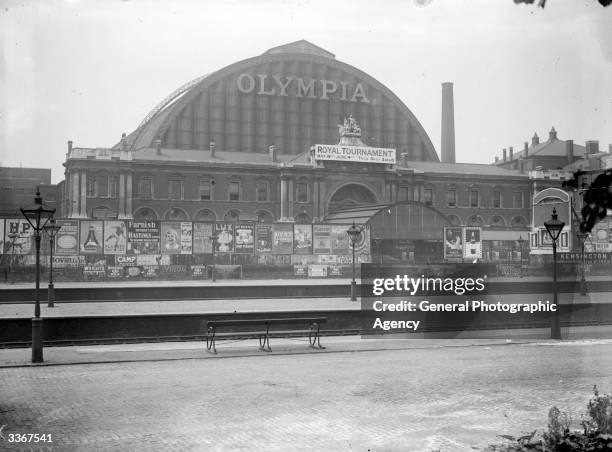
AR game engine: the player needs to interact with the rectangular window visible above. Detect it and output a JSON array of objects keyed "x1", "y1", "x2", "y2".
[
  {"x1": 398, "y1": 186, "x2": 410, "y2": 202},
  {"x1": 470, "y1": 190, "x2": 479, "y2": 207},
  {"x1": 257, "y1": 181, "x2": 268, "y2": 202},
  {"x1": 97, "y1": 175, "x2": 108, "y2": 198},
  {"x1": 199, "y1": 180, "x2": 211, "y2": 200},
  {"x1": 138, "y1": 177, "x2": 153, "y2": 199},
  {"x1": 296, "y1": 182, "x2": 308, "y2": 203},
  {"x1": 87, "y1": 177, "x2": 96, "y2": 197},
  {"x1": 493, "y1": 190, "x2": 501, "y2": 208},
  {"x1": 168, "y1": 179, "x2": 183, "y2": 200},
  {"x1": 446, "y1": 189, "x2": 456, "y2": 207},
  {"x1": 423, "y1": 188, "x2": 433, "y2": 206},
  {"x1": 229, "y1": 181, "x2": 240, "y2": 201},
  {"x1": 109, "y1": 176, "x2": 118, "y2": 198},
  {"x1": 513, "y1": 191, "x2": 523, "y2": 208}
]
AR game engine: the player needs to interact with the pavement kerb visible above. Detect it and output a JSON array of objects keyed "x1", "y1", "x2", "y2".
[{"x1": 0, "y1": 338, "x2": 546, "y2": 369}]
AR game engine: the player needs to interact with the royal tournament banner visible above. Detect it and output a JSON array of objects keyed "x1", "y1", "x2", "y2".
[
  {"x1": 215, "y1": 223, "x2": 234, "y2": 253},
  {"x1": 55, "y1": 220, "x2": 79, "y2": 255},
  {"x1": 330, "y1": 225, "x2": 350, "y2": 255},
  {"x1": 5, "y1": 219, "x2": 35, "y2": 255},
  {"x1": 127, "y1": 220, "x2": 160, "y2": 255},
  {"x1": 235, "y1": 223, "x2": 254, "y2": 254},
  {"x1": 103, "y1": 220, "x2": 127, "y2": 255},
  {"x1": 255, "y1": 223, "x2": 272, "y2": 253},
  {"x1": 180, "y1": 222, "x2": 192, "y2": 254},
  {"x1": 444, "y1": 227, "x2": 463, "y2": 260},
  {"x1": 80, "y1": 220, "x2": 104, "y2": 254},
  {"x1": 272, "y1": 223, "x2": 293, "y2": 254},
  {"x1": 463, "y1": 227, "x2": 482, "y2": 260},
  {"x1": 313, "y1": 224, "x2": 331, "y2": 254},
  {"x1": 193, "y1": 223, "x2": 213, "y2": 254},
  {"x1": 293, "y1": 224, "x2": 313, "y2": 254}
]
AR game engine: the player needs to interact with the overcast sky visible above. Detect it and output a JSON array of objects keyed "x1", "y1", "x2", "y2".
[{"x1": 1, "y1": 0, "x2": 611, "y2": 183}]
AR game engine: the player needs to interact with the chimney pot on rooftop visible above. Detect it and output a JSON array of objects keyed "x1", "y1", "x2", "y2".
[{"x1": 209, "y1": 139, "x2": 216, "y2": 158}]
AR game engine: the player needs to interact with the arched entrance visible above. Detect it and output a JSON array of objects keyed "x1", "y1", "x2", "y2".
[{"x1": 327, "y1": 183, "x2": 378, "y2": 214}]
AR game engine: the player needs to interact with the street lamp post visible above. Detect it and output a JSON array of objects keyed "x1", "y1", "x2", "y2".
[
  {"x1": 346, "y1": 222, "x2": 363, "y2": 302},
  {"x1": 20, "y1": 190, "x2": 55, "y2": 363},
  {"x1": 544, "y1": 208, "x2": 565, "y2": 340},
  {"x1": 43, "y1": 218, "x2": 61, "y2": 308},
  {"x1": 576, "y1": 232, "x2": 588, "y2": 296},
  {"x1": 518, "y1": 235, "x2": 525, "y2": 278},
  {"x1": 210, "y1": 229, "x2": 219, "y2": 282}
]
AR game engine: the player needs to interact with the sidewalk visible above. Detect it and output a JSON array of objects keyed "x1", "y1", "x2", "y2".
[{"x1": 2, "y1": 326, "x2": 612, "y2": 368}]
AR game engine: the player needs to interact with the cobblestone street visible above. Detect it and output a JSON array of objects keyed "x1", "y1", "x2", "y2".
[{"x1": 2, "y1": 340, "x2": 612, "y2": 451}]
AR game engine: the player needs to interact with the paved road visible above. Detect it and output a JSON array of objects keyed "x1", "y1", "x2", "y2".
[
  {"x1": 0, "y1": 290, "x2": 605, "y2": 319},
  {"x1": 1, "y1": 339, "x2": 612, "y2": 451}
]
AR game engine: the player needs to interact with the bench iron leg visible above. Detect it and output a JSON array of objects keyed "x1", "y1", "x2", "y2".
[
  {"x1": 309, "y1": 322, "x2": 325, "y2": 349},
  {"x1": 206, "y1": 326, "x2": 217, "y2": 354},
  {"x1": 259, "y1": 325, "x2": 272, "y2": 352}
]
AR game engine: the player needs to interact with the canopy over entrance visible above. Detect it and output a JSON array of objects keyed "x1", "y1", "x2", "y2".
[{"x1": 323, "y1": 201, "x2": 452, "y2": 241}]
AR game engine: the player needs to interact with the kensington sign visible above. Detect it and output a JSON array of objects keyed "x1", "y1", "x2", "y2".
[
  {"x1": 558, "y1": 252, "x2": 611, "y2": 264},
  {"x1": 314, "y1": 144, "x2": 396, "y2": 164}
]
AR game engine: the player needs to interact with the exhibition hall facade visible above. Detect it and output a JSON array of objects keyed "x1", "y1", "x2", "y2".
[{"x1": 2, "y1": 40, "x2": 599, "y2": 278}]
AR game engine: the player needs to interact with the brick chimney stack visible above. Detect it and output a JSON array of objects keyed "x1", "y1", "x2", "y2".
[
  {"x1": 209, "y1": 139, "x2": 216, "y2": 158},
  {"x1": 269, "y1": 144, "x2": 276, "y2": 162},
  {"x1": 441, "y1": 82, "x2": 456, "y2": 163}
]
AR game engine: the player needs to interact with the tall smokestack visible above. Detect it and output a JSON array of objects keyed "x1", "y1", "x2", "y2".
[{"x1": 441, "y1": 82, "x2": 455, "y2": 163}]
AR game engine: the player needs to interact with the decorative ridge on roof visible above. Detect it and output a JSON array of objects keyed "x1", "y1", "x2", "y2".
[{"x1": 263, "y1": 39, "x2": 335, "y2": 59}]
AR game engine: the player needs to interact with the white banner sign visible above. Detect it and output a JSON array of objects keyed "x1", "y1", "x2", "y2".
[{"x1": 314, "y1": 144, "x2": 396, "y2": 164}]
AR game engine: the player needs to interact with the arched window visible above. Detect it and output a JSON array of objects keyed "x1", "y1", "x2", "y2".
[
  {"x1": 224, "y1": 209, "x2": 241, "y2": 222},
  {"x1": 467, "y1": 215, "x2": 484, "y2": 227},
  {"x1": 194, "y1": 209, "x2": 216, "y2": 222},
  {"x1": 295, "y1": 212, "x2": 310, "y2": 224},
  {"x1": 256, "y1": 210, "x2": 274, "y2": 223},
  {"x1": 164, "y1": 207, "x2": 188, "y2": 220},
  {"x1": 511, "y1": 216, "x2": 528, "y2": 228},
  {"x1": 134, "y1": 207, "x2": 158, "y2": 220},
  {"x1": 490, "y1": 215, "x2": 506, "y2": 227},
  {"x1": 446, "y1": 214, "x2": 461, "y2": 226}
]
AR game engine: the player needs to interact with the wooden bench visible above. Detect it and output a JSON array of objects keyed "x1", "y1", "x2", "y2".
[{"x1": 205, "y1": 317, "x2": 327, "y2": 354}]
